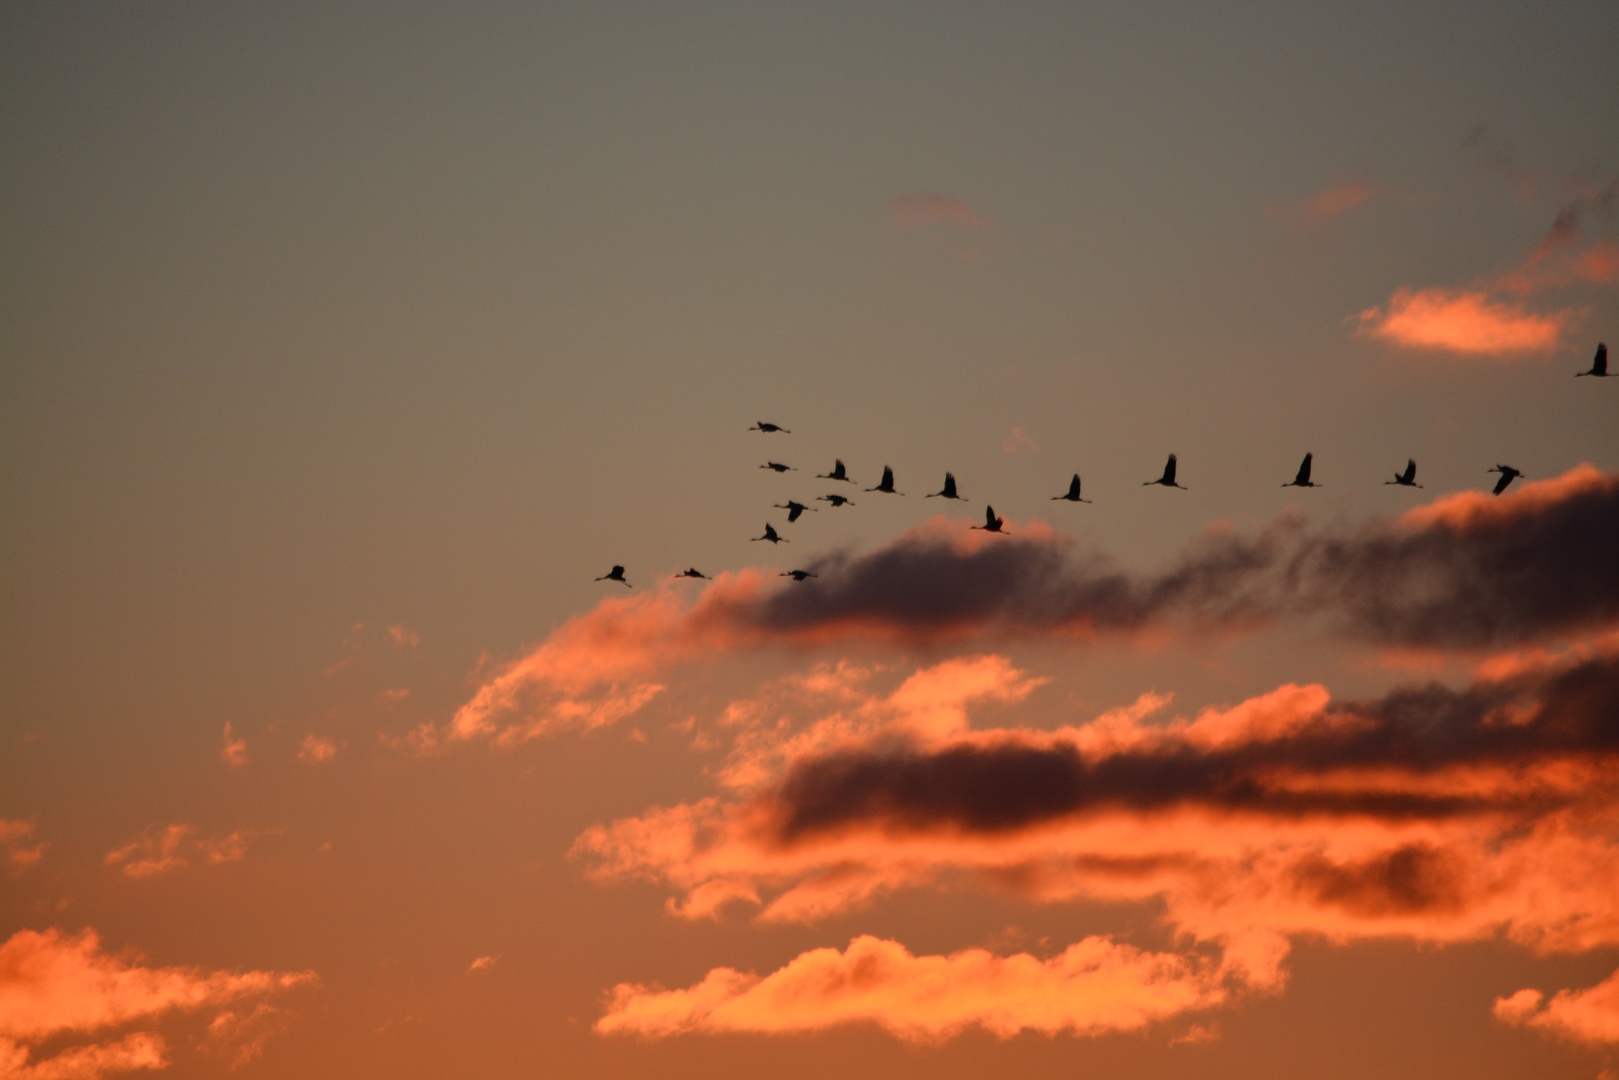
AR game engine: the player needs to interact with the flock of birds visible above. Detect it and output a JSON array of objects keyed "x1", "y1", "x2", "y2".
[{"x1": 594, "y1": 342, "x2": 1611, "y2": 588}]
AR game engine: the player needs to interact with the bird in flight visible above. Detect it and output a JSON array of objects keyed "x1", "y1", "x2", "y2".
[
  {"x1": 866, "y1": 466, "x2": 903, "y2": 494},
  {"x1": 674, "y1": 568, "x2": 710, "y2": 579},
  {"x1": 818, "y1": 493, "x2": 855, "y2": 507},
  {"x1": 780, "y1": 569, "x2": 818, "y2": 582},
  {"x1": 774, "y1": 500, "x2": 817, "y2": 523},
  {"x1": 1488, "y1": 465, "x2": 1522, "y2": 495},
  {"x1": 1144, "y1": 454, "x2": 1187, "y2": 489},
  {"x1": 971, "y1": 505, "x2": 1007, "y2": 533},
  {"x1": 817, "y1": 459, "x2": 856, "y2": 483},
  {"x1": 925, "y1": 472, "x2": 965, "y2": 500},
  {"x1": 595, "y1": 565, "x2": 630, "y2": 587},
  {"x1": 760, "y1": 462, "x2": 795, "y2": 473},
  {"x1": 1385, "y1": 460, "x2": 1422, "y2": 488},
  {"x1": 1282, "y1": 452, "x2": 1319, "y2": 488},
  {"x1": 749, "y1": 421, "x2": 790, "y2": 433},
  {"x1": 1576, "y1": 343, "x2": 1609, "y2": 378},
  {"x1": 1052, "y1": 474, "x2": 1092, "y2": 503},
  {"x1": 752, "y1": 523, "x2": 788, "y2": 543}
]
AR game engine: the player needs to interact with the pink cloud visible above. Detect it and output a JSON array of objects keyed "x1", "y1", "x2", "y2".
[
  {"x1": 1354, "y1": 287, "x2": 1578, "y2": 355},
  {"x1": 597, "y1": 934, "x2": 1227, "y2": 1041},
  {"x1": 1269, "y1": 181, "x2": 1379, "y2": 228},
  {"x1": 0, "y1": 928, "x2": 315, "y2": 1076},
  {"x1": 1, "y1": 820, "x2": 47, "y2": 873},
  {"x1": 220, "y1": 722, "x2": 247, "y2": 767},
  {"x1": 1495, "y1": 966, "x2": 1619, "y2": 1044},
  {"x1": 889, "y1": 194, "x2": 991, "y2": 230},
  {"x1": 297, "y1": 734, "x2": 337, "y2": 764}
]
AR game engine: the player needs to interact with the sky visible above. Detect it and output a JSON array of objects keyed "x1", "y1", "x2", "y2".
[{"x1": 3, "y1": 3, "x2": 1618, "y2": 1077}]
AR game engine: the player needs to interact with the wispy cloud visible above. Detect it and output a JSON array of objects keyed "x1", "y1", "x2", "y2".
[
  {"x1": 889, "y1": 194, "x2": 991, "y2": 230},
  {"x1": 1495, "y1": 967, "x2": 1619, "y2": 1044},
  {"x1": 0, "y1": 821, "x2": 46, "y2": 873},
  {"x1": 105, "y1": 825, "x2": 257, "y2": 878},
  {"x1": 598, "y1": 934, "x2": 1228, "y2": 1041},
  {"x1": 1269, "y1": 180, "x2": 1381, "y2": 228},
  {"x1": 1353, "y1": 287, "x2": 1578, "y2": 356},
  {"x1": 297, "y1": 734, "x2": 337, "y2": 764},
  {"x1": 0, "y1": 928, "x2": 315, "y2": 1077},
  {"x1": 221, "y1": 722, "x2": 247, "y2": 767}
]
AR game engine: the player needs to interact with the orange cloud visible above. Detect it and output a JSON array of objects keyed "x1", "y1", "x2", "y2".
[
  {"x1": 387, "y1": 625, "x2": 420, "y2": 647},
  {"x1": 1354, "y1": 287, "x2": 1577, "y2": 355},
  {"x1": 576, "y1": 643, "x2": 1619, "y2": 995},
  {"x1": 0, "y1": 928, "x2": 315, "y2": 1076},
  {"x1": 1, "y1": 820, "x2": 46, "y2": 873},
  {"x1": 105, "y1": 826, "x2": 192, "y2": 879},
  {"x1": 1495, "y1": 966, "x2": 1619, "y2": 1044},
  {"x1": 597, "y1": 934, "x2": 1227, "y2": 1041},
  {"x1": 889, "y1": 194, "x2": 991, "y2": 230},
  {"x1": 105, "y1": 826, "x2": 256, "y2": 878}
]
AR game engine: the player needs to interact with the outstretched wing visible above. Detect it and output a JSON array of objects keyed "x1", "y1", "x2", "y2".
[
  {"x1": 1295, "y1": 453, "x2": 1313, "y2": 486},
  {"x1": 1163, "y1": 454, "x2": 1177, "y2": 485},
  {"x1": 1598, "y1": 343, "x2": 1609, "y2": 376}
]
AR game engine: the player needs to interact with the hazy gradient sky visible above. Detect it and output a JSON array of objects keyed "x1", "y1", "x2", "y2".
[{"x1": 4, "y1": 4, "x2": 1618, "y2": 1078}]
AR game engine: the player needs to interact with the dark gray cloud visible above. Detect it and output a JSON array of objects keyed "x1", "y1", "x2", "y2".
[
  {"x1": 740, "y1": 471, "x2": 1619, "y2": 649},
  {"x1": 764, "y1": 651, "x2": 1619, "y2": 843}
]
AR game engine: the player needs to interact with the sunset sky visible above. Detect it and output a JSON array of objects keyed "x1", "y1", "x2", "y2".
[{"x1": 4, "y1": 4, "x2": 1619, "y2": 1078}]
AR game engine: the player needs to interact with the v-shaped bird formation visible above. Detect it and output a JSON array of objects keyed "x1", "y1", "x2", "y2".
[{"x1": 596, "y1": 343, "x2": 1609, "y2": 586}]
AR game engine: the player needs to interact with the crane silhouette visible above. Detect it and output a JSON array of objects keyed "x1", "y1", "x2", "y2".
[
  {"x1": 925, "y1": 472, "x2": 965, "y2": 500},
  {"x1": 595, "y1": 565, "x2": 630, "y2": 587},
  {"x1": 1385, "y1": 460, "x2": 1422, "y2": 487},
  {"x1": 749, "y1": 421, "x2": 790, "y2": 433},
  {"x1": 675, "y1": 568, "x2": 710, "y2": 580},
  {"x1": 1488, "y1": 465, "x2": 1522, "y2": 495},
  {"x1": 780, "y1": 569, "x2": 818, "y2": 582},
  {"x1": 1577, "y1": 343, "x2": 1610, "y2": 377},
  {"x1": 774, "y1": 500, "x2": 817, "y2": 523},
  {"x1": 1282, "y1": 452, "x2": 1320, "y2": 488},
  {"x1": 752, "y1": 523, "x2": 788, "y2": 544},
  {"x1": 1052, "y1": 474, "x2": 1092, "y2": 503},
  {"x1": 1144, "y1": 454, "x2": 1187, "y2": 489},
  {"x1": 971, "y1": 505, "x2": 1007, "y2": 533},
  {"x1": 760, "y1": 462, "x2": 795, "y2": 473},
  {"x1": 866, "y1": 466, "x2": 904, "y2": 494},
  {"x1": 818, "y1": 493, "x2": 855, "y2": 507},
  {"x1": 817, "y1": 459, "x2": 856, "y2": 483}
]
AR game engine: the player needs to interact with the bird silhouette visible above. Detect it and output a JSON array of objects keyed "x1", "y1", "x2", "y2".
[
  {"x1": 866, "y1": 466, "x2": 903, "y2": 494},
  {"x1": 774, "y1": 500, "x2": 817, "y2": 523},
  {"x1": 780, "y1": 569, "x2": 818, "y2": 582},
  {"x1": 818, "y1": 493, "x2": 855, "y2": 507},
  {"x1": 1385, "y1": 460, "x2": 1422, "y2": 488},
  {"x1": 817, "y1": 459, "x2": 856, "y2": 483},
  {"x1": 925, "y1": 472, "x2": 965, "y2": 500},
  {"x1": 760, "y1": 462, "x2": 795, "y2": 473},
  {"x1": 675, "y1": 568, "x2": 710, "y2": 579},
  {"x1": 1144, "y1": 454, "x2": 1187, "y2": 489},
  {"x1": 1052, "y1": 474, "x2": 1092, "y2": 503},
  {"x1": 595, "y1": 565, "x2": 630, "y2": 587},
  {"x1": 752, "y1": 523, "x2": 788, "y2": 543},
  {"x1": 971, "y1": 505, "x2": 1007, "y2": 533},
  {"x1": 1282, "y1": 452, "x2": 1320, "y2": 488},
  {"x1": 749, "y1": 421, "x2": 790, "y2": 433},
  {"x1": 1488, "y1": 465, "x2": 1522, "y2": 495},
  {"x1": 1577, "y1": 342, "x2": 1610, "y2": 377}
]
